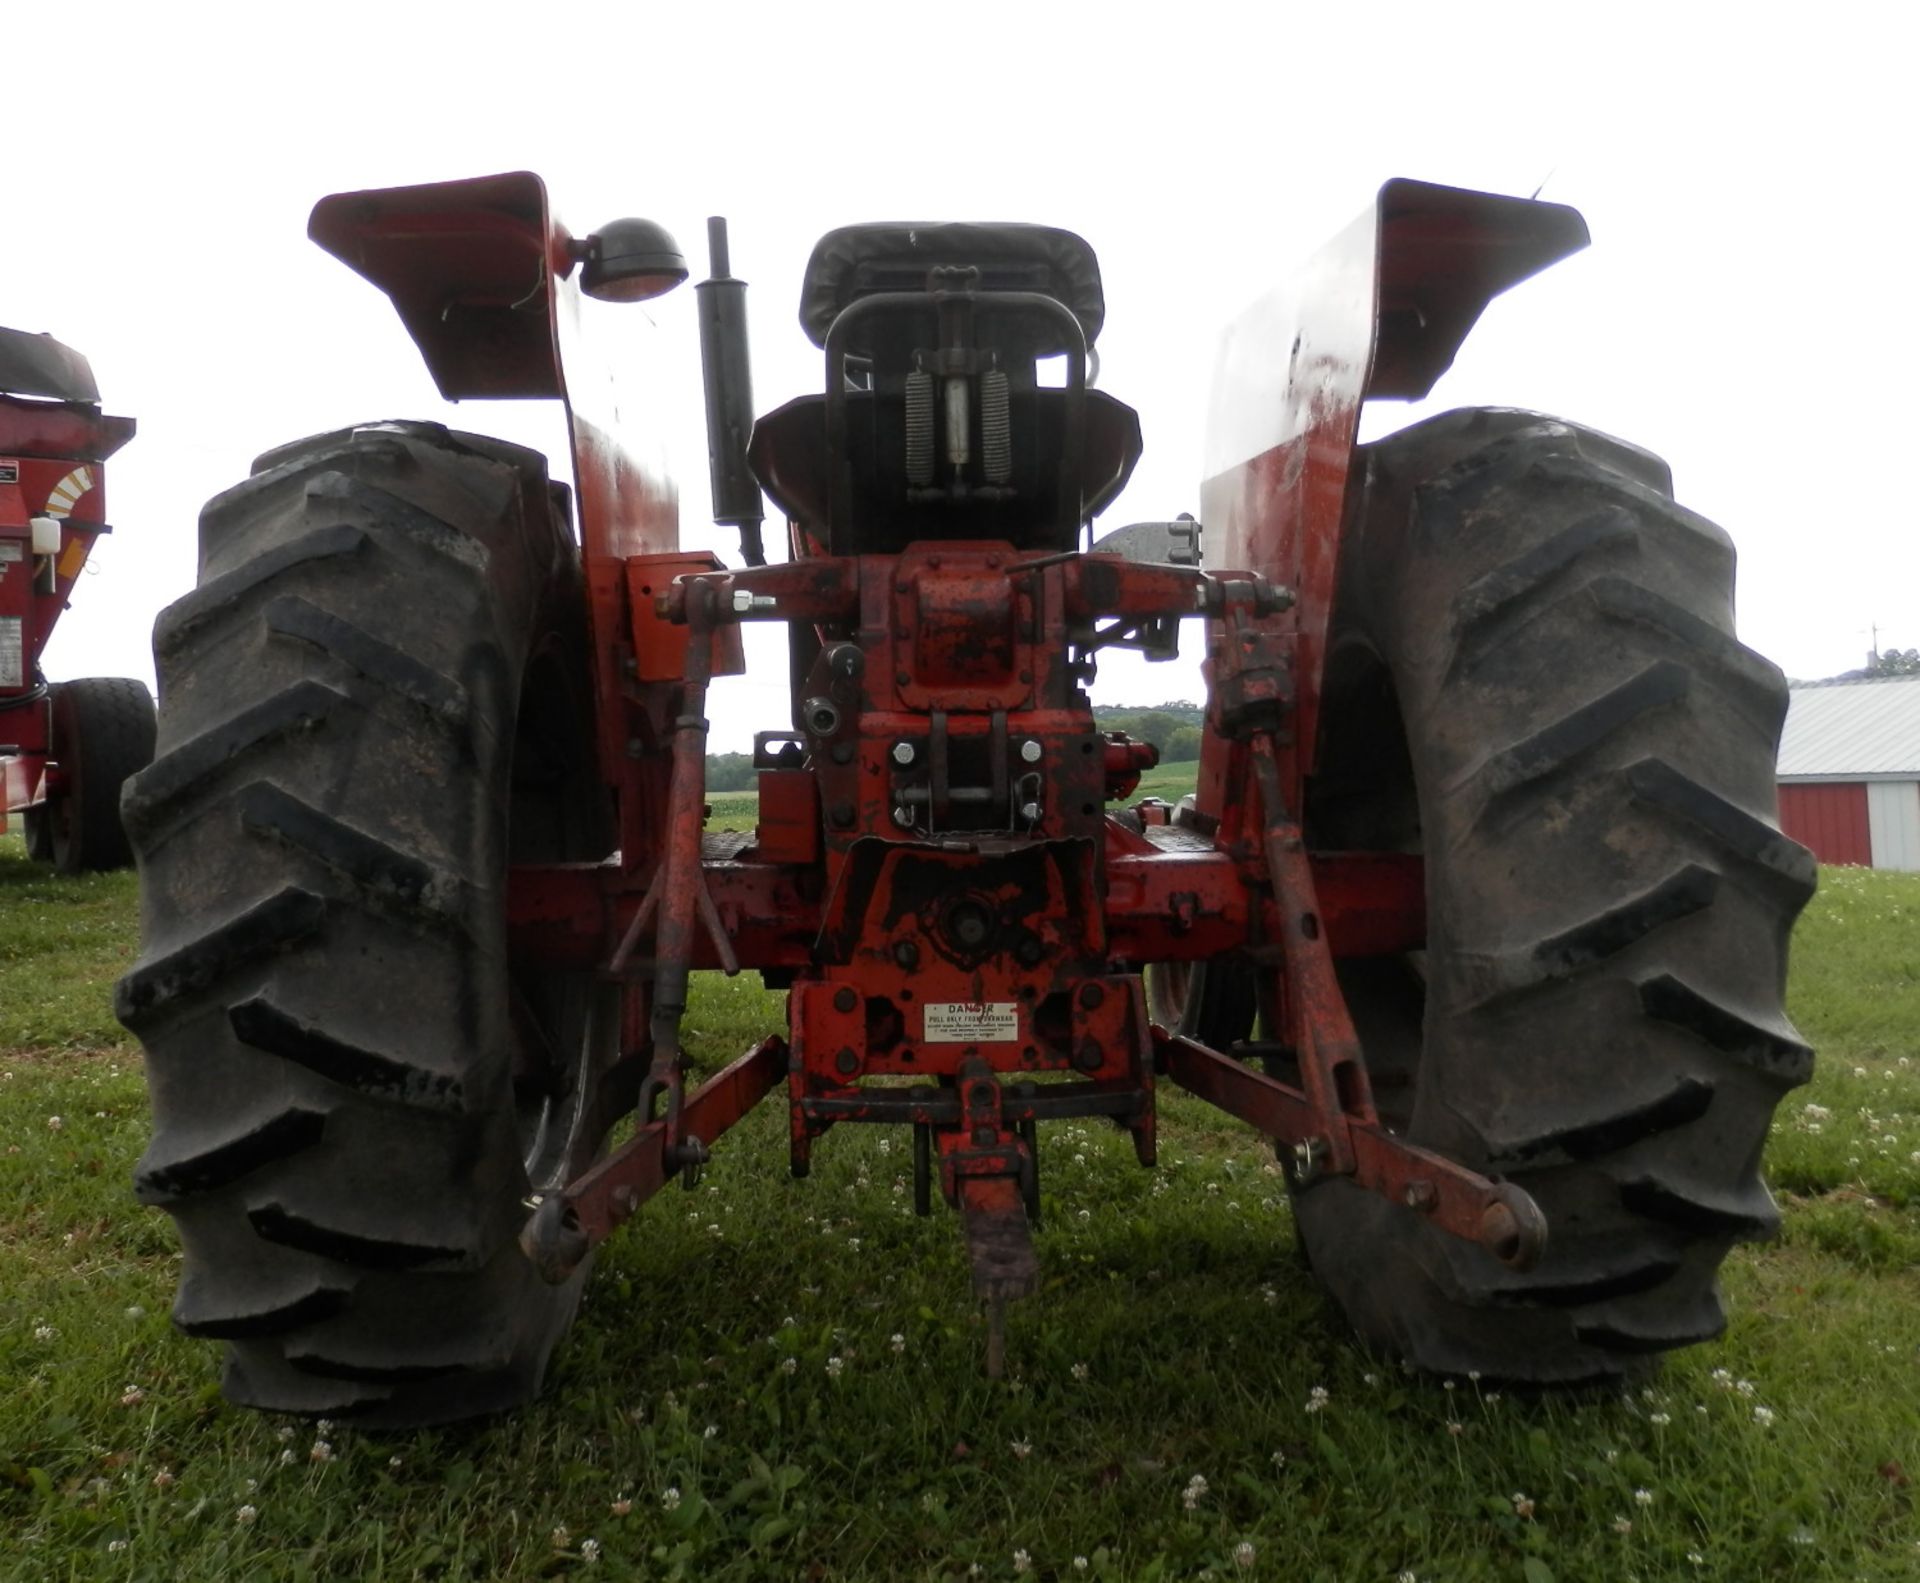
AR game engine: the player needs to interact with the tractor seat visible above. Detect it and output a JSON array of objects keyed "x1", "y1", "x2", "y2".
[{"x1": 799, "y1": 222, "x2": 1105, "y2": 352}]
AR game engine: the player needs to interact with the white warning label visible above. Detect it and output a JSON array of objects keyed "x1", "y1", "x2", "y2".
[
  {"x1": 923, "y1": 1001, "x2": 1019, "y2": 1044},
  {"x1": 0, "y1": 618, "x2": 21, "y2": 688}
]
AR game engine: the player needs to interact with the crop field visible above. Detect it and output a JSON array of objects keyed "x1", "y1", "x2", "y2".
[{"x1": 1, "y1": 829, "x2": 1917, "y2": 1580}]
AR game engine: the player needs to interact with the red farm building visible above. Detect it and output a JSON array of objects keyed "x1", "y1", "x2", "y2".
[{"x1": 1776, "y1": 674, "x2": 1920, "y2": 870}]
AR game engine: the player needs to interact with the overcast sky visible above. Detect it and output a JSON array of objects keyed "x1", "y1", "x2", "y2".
[{"x1": 5, "y1": 2, "x2": 1910, "y2": 751}]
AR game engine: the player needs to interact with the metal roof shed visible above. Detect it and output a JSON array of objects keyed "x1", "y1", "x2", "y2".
[{"x1": 1776, "y1": 674, "x2": 1920, "y2": 870}]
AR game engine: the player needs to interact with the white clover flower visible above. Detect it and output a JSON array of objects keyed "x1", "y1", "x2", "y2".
[
  {"x1": 1687, "y1": 1551, "x2": 1705, "y2": 1566},
  {"x1": 310, "y1": 1441, "x2": 333, "y2": 1463},
  {"x1": 1304, "y1": 1386, "x2": 1329, "y2": 1414},
  {"x1": 846, "y1": 1237, "x2": 861, "y2": 1252},
  {"x1": 1710, "y1": 1367, "x2": 1732, "y2": 1387},
  {"x1": 46, "y1": 1116, "x2": 63, "y2": 1131},
  {"x1": 780, "y1": 1356, "x2": 798, "y2": 1375},
  {"x1": 580, "y1": 1538, "x2": 601, "y2": 1563},
  {"x1": 1633, "y1": 1487, "x2": 1653, "y2": 1507},
  {"x1": 1612, "y1": 1517, "x2": 1632, "y2": 1536},
  {"x1": 1070, "y1": 1361, "x2": 1089, "y2": 1381},
  {"x1": 825, "y1": 1356, "x2": 845, "y2": 1378},
  {"x1": 1736, "y1": 1379, "x2": 1757, "y2": 1398},
  {"x1": 702, "y1": 1423, "x2": 718, "y2": 1440},
  {"x1": 551, "y1": 1527, "x2": 570, "y2": 1549},
  {"x1": 1183, "y1": 1472, "x2": 1209, "y2": 1511},
  {"x1": 388, "y1": 1455, "x2": 403, "y2": 1469},
  {"x1": 611, "y1": 1495, "x2": 632, "y2": 1516},
  {"x1": 125, "y1": 1306, "x2": 145, "y2": 1320},
  {"x1": 275, "y1": 1426, "x2": 294, "y2": 1443},
  {"x1": 1011, "y1": 1438, "x2": 1032, "y2": 1460},
  {"x1": 1013, "y1": 1549, "x2": 1032, "y2": 1574},
  {"x1": 661, "y1": 1486, "x2": 681, "y2": 1511},
  {"x1": 1753, "y1": 1404, "x2": 1776, "y2": 1428},
  {"x1": 152, "y1": 1469, "x2": 175, "y2": 1489},
  {"x1": 1650, "y1": 1411, "x2": 1671, "y2": 1426},
  {"x1": 119, "y1": 1385, "x2": 145, "y2": 1407},
  {"x1": 1073, "y1": 1558, "x2": 1089, "y2": 1573},
  {"x1": 32, "y1": 1324, "x2": 55, "y2": 1343},
  {"x1": 235, "y1": 1505, "x2": 258, "y2": 1525},
  {"x1": 1445, "y1": 1421, "x2": 1464, "y2": 1437},
  {"x1": 1789, "y1": 1527, "x2": 1815, "y2": 1547},
  {"x1": 280, "y1": 1449, "x2": 295, "y2": 1466},
  {"x1": 1233, "y1": 1540, "x2": 1257, "y2": 1569},
  {"x1": 890, "y1": 1333, "x2": 906, "y2": 1355},
  {"x1": 107, "y1": 1539, "x2": 129, "y2": 1554},
  {"x1": 1076, "y1": 1209, "x2": 1091, "y2": 1222},
  {"x1": 316, "y1": 1420, "x2": 333, "y2": 1434},
  {"x1": 1511, "y1": 1493, "x2": 1534, "y2": 1519},
  {"x1": 1270, "y1": 1451, "x2": 1286, "y2": 1469}
]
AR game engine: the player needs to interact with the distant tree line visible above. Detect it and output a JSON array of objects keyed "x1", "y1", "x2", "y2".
[
  {"x1": 1090, "y1": 700, "x2": 1206, "y2": 762},
  {"x1": 1815, "y1": 646, "x2": 1920, "y2": 682},
  {"x1": 703, "y1": 701, "x2": 1209, "y2": 785}
]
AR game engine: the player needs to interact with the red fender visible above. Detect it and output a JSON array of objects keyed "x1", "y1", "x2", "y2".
[
  {"x1": 1196, "y1": 179, "x2": 1589, "y2": 817},
  {"x1": 309, "y1": 171, "x2": 683, "y2": 779}
]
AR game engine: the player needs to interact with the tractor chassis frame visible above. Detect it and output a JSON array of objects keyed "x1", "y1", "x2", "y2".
[{"x1": 514, "y1": 560, "x2": 1546, "y2": 1331}]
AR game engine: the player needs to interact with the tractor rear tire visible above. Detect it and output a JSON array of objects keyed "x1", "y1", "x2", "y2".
[
  {"x1": 40, "y1": 677, "x2": 156, "y2": 873},
  {"x1": 1291, "y1": 408, "x2": 1814, "y2": 1382},
  {"x1": 116, "y1": 421, "x2": 615, "y2": 1426}
]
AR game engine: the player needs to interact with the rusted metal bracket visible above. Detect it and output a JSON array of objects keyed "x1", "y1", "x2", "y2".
[
  {"x1": 521, "y1": 1036, "x2": 788, "y2": 1285},
  {"x1": 1156, "y1": 1031, "x2": 1545, "y2": 1268}
]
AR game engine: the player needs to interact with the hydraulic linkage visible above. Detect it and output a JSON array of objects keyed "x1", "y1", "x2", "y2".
[{"x1": 517, "y1": 558, "x2": 1546, "y2": 1358}]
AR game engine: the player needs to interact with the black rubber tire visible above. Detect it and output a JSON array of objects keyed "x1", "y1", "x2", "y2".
[
  {"x1": 1291, "y1": 408, "x2": 1815, "y2": 1382},
  {"x1": 40, "y1": 677, "x2": 155, "y2": 872},
  {"x1": 22, "y1": 802, "x2": 54, "y2": 863},
  {"x1": 116, "y1": 420, "x2": 615, "y2": 1426}
]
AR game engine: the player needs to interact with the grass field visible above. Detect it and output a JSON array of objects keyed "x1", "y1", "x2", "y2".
[{"x1": 2, "y1": 824, "x2": 1918, "y2": 1581}]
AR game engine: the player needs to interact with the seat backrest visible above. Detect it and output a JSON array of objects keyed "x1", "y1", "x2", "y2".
[{"x1": 750, "y1": 222, "x2": 1139, "y2": 554}]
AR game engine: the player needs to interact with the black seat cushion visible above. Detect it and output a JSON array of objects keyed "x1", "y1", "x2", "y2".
[{"x1": 799, "y1": 222, "x2": 1104, "y2": 351}]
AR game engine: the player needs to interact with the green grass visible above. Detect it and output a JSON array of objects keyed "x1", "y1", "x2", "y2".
[{"x1": 3, "y1": 839, "x2": 1918, "y2": 1580}]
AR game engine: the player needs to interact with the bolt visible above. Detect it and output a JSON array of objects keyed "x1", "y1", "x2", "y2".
[
  {"x1": 1480, "y1": 1199, "x2": 1523, "y2": 1260},
  {"x1": 833, "y1": 986, "x2": 858, "y2": 1014},
  {"x1": 1020, "y1": 800, "x2": 1042, "y2": 822},
  {"x1": 893, "y1": 939, "x2": 920, "y2": 970},
  {"x1": 830, "y1": 801, "x2": 856, "y2": 829},
  {"x1": 830, "y1": 741, "x2": 855, "y2": 765},
  {"x1": 1015, "y1": 938, "x2": 1043, "y2": 967},
  {"x1": 893, "y1": 804, "x2": 914, "y2": 829},
  {"x1": 892, "y1": 741, "x2": 916, "y2": 766},
  {"x1": 1020, "y1": 739, "x2": 1043, "y2": 763},
  {"x1": 611, "y1": 1184, "x2": 641, "y2": 1221},
  {"x1": 835, "y1": 1047, "x2": 860, "y2": 1076},
  {"x1": 1403, "y1": 1180, "x2": 1437, "y2": 1212},
  {"x1": 1077, "y1": 982, "x2": 1107, "y2": 1011},
  {"x1": 1073, "y1": 1039, "x2": 1103, "y2": 1073},
  {"x1": 896, "y1": 670, "x2": 912, "y2": 687}
]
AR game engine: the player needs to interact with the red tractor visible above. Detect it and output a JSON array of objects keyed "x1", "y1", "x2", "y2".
[
  {"x1": 0, "y1": 330, "x2": 154, "y2": 872},
  {"x1": 116, "y1": 174, "x2": 1812, "y2": 1426}
]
